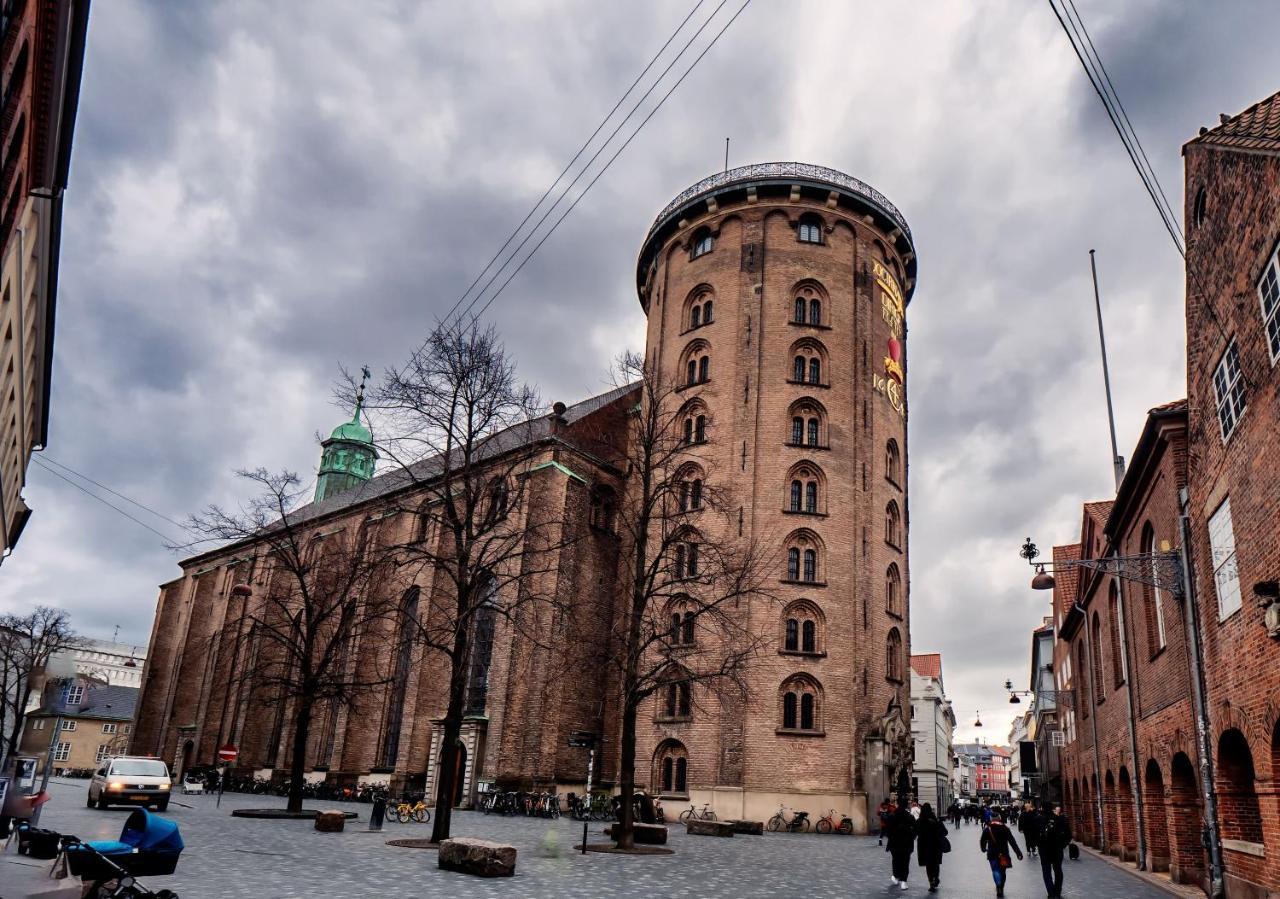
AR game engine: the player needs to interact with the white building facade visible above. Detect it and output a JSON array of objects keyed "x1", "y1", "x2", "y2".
[{"x1": 910, "y1": 654, "x2": 955, "y2": 811}]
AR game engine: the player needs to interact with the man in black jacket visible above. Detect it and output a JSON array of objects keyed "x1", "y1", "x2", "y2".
[{"x1": 1038, "y1": 801, "x2": 1074, "y2": 898}]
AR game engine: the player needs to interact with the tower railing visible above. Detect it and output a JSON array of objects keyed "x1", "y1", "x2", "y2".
[{"x1": 645, "y1": 162, "x2": 912, "y2": 245}]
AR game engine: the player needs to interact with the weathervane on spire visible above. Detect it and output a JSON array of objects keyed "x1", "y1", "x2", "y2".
[{"x1": 357, "y1": 365, "x2": 371, "y2": 407}]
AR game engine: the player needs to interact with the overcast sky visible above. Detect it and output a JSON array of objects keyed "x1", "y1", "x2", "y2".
[{"x1": 1, "y1": 0, "x2": 1275, "y2": 747}]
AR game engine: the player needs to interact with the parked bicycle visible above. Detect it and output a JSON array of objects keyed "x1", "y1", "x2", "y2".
[
  {"x1": 388, "y1": 797, "x2": 430, "y2": 823},
  {"x1": 766, "y1": 805, "x2": 811, "y2": 833},
  {"x1": 677, "y1": 803, "x2": 717, "y2": 823},
  {"x1": 814, "y1": 809, "x2": 853, "y2": 834}
]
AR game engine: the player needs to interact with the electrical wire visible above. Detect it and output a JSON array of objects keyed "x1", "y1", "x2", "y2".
[
  {"x1": 436, "y1": 0, "x2": 712, "y2": 332},
  {"x1": 445, "y1": 0, "x2": 740, "y2": 334},
  {"x1": 458, "y1": 0, "x2": 754, "y2": 331},
  {"x1": 38, "y1": 453, "x2": 194, "y2": 533},
  {"x1": 30, "y1": 458, "x2": 182, "y2": 545}
]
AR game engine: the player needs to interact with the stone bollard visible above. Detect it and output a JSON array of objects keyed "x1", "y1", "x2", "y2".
[
  {"x1": 438, "y1": 837, "x2": 517, "y2": 877},
  {"x1": 686, "y1": 819, "x2": 734, "y2": 837},
  {"x1": 606, "y1": 822, "x2": 669, "y2": 844},
  {"x1": 315, "y1": 809, "x2": 346, "y2": 833},
  {"x1": 728, "y1": 819, "x2": 764, "y2": 835}
]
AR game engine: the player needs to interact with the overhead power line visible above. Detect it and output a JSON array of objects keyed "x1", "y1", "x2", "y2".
[
  {"x1": 458, "y1": 0, "x2": 754, "y2": 331},
  {"x1": 39, "y1": 453, "x2": 193, "y2": 533},
  {"x1": 436, "y1": 0, "x2": 712, "y2": 331},
  {"x1": 31, "y1": 458, "x2": 182, "y2": 545}
]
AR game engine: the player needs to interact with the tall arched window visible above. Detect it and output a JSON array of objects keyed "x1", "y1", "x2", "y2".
[
  {"x1": 791, "y1": 416, "x2": 804, "y2": 445},
  {"x1": 655, "y1": 740, "x2": 688, "y2": 795},
  {"x1": 794, "y1": 296, "x2": 806, "y2": 323},
  {"x1": 803, "y1": 549, "x2": 817, "y2": 582},
  {"x1": 809, "y1": 297, "x2": 821, "y2": 325},
  {"x1": 886, "y1": 563, "x2": 902, "y2": 616},
  {"x1": 780, "y1": 601, "x2": 824, "y2": 656},
  {"x1": 885, "y1": 500, "x2": 902, "y2": 548},
  {"x1": 790, "y1": 480, "x2": 802, "y2": 511},
  {"x1": 791, "y1": 282, "x2": 826, "y2": 326},
  {"x1": 787, "y1": 547, "x2": 800, "y2": 581},
  {"x1": 787, "y1": 399, "x2": 826, "y2": 448},
  {"x1": 807, "y1": 418, "x2": 819, "y2": 446},
  {"x1": 702, "y1": 300, "x2": 713, "y2": 323},
  {"x1": 885, "y1": 439, "x2": 901, "y2": 485},
  {"x1": 663, "y1": 680, "x2": 692, "y2": 718},
  {"x1": 779, "y1": 674, "x2": 822, "y2": 732},
  {"x1": 1091, "y1": 612, "x2": 1105, "y2": 704},
  {"x1": 682, "y1": 404, "x2": 709, "y2": 445},
  {"x1": 1141, "y1": 523, "x2": 1167, "y2": 653},
  {"x1": 674, "y1": 536, "x2": 699, "y2": 579},
  {"x1": 690, "y1": 305, "x2": 701, "y2": 328},
  {"x1": 789, "y1": 340, "x2": 828, "y2": 385},
  {"x1": 465, "y1": 578, "x2": 498, "y2": 715},
  {"x1": 1109, "y1": 582, "x2": 1125, "y2": 687},
  {"x1": 685, "y1": 288, "x2": 714, "y2": 330},
  {"x1": 802, "y1": 620, "x2": 816, "y2": 653},
  {"x1": 785, "y1": 618, "x2": 799, "y2": 651},
  {"x1": 793, "y1": 356, "x2": 805, "y2": 382},
  {"x1": 886, "y1": 627, "x2": 903, "y2": 682},
  {"x1": 805, "y1": 481, "x2": 817, "y2": 513},
  {"x1": 1076, "y1": 640, "x2": 1089, "y2": 717},
  {"x1": 380, "y1": 586, "x2": 419, "y2": 768},
  {"x1": 785, "y1": 530, "x2": 823, "y2": 583},
  {"x1": 808, "y1": 357, "x2": 821, "y2": 384},
  {"x1": 698, "y1": 355, "x2": 709, "y2": 383}
]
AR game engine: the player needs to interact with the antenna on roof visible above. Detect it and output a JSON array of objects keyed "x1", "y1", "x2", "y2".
[{"x1": 724, "y1": 138, "x2": 730, "y2": 173}]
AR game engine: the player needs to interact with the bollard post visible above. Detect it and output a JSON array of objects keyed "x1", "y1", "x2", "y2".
[
  {"x1": 370, "y1": 794, "x2": 387, "y2": 831},
  {"x1": 581, "y1": 745, "x2": 594, "y2": 854}
]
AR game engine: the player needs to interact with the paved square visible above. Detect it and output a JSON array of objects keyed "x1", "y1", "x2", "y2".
[{"x1": 2, "y1": 779, "x2": 1177, "y2": 898}]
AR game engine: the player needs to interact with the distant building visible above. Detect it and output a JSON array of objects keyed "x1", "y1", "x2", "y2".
[
  {"x1": 955, "y1": 743, "x2": 1011, "y2": 801},
  {"x1": 73, "y1": 638, "x2": 146, "y2": 689},
  {"x1": 19, "y1": 679, "x2": 137, "y2": 773},
  {"x1": 0, "y1": 0, "x2": 91, "y2": 558},
  {"x1": 910, "y1": 653, "x2": 954, "y2": 810}
]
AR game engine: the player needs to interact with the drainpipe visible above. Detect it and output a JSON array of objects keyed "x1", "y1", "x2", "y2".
[
  {"x1": 1081, "y1": 602, "x2": 1107, "y2": 853},
  {"x1": 1177, "y1": 488, "x2": 1224, "y2": 898},
  {"x1": 1113, "y1": 562, "x2": 1147, "y2": 869}
]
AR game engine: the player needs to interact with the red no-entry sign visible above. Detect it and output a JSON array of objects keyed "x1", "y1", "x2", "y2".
[{"x1": 217, "y1": 743, "x2": 238, "y2": 764}]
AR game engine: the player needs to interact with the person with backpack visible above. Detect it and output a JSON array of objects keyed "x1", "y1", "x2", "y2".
[
  {"x1": 1037, "y1": 801, "x2": 1074, "y2": 898},
  {"x1": 979, "y1": 809, "x2": 1024, "y2": 897},
  {"x1": 877, "y1": 797, "x2": 895, "y2": 846},
  {"x1": 885, "y1": 800, "x2": 918, "y2": 891},
  {"x1": 915, "y1": 802, "x2": 950, "y2": 893}
]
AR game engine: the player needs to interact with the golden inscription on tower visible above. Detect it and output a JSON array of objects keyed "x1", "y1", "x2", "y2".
[{"x1": 873, "y1": 259, "x2": 905, "y2": 337}]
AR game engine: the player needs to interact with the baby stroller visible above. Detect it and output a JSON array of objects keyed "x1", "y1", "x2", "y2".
[
  {"x1": 180, "y1": 772, "x2": 205, "y2": 795},
  {"x1": 65, "y1": 808, "x2": 185, "y2": 879}
]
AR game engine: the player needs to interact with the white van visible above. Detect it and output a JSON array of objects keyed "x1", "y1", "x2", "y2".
[{"x1": 88, "y1": 757, "x2": 171, "y2": 811}]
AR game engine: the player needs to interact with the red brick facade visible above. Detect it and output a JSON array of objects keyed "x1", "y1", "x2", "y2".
[{"x1": 130, "y1": 164, "x2": 918, "y2": 831}]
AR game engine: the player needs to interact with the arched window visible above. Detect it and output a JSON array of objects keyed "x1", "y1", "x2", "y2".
[
  {"x1": 886, "y1": 563, "x2": 902, "y2": 616},
  {"x1": 674, "y1": 536, "x2": 699, "y2": 579},
  {"x1": 691, "y1": 228, "x2": 713, "y2": 258},
  {"x1": 791, "y1": 282, "x2": 827, "y2": 326},
  {"x1": 803, "y1": 549, "x2": 817, "y2": 582},
  {"x1": 682, "y1": 403, "x2": 709, "y2": 445},
  {"x1": 779, "y1": 674, "x2": 822, "y2": 732},
  {"x1": 590, "y1": 486, "x2": 617, "y2": 532},
  {"x1": 663, "y1": 680, "x2": 692, "y2": 719},
  {"x1": 1076, "y1": 640, "x2": 1089, "y2": 717},
  {"x1": 1140, "y1": 523, "x2": 1167, "y2": 654},
  {"x1": 780, "y1": 599, "x2": 824, "y2": 655},
  {"x1": 794, "y1": 296, "x2": 806, "y2": 323},
  {"x1": 793, "y1": 356, "x2": 805, "y2": 382},
  {"x1": 1192, "y1": 186, "x2": 1207, "y2": 228},
  {"x1": 797, "y1": 216, "x2": 822, "y2": 244},
  {"x1": 1109, "y1": 582, "x2": 1124, "y2": 687},
  {"x1": 809, "y1": 297, "x2": 821, "y2": 325},
  {"x1": 885, "y1": 439, "x2": 901, "y2": 485},
  {"x1": 791, "y1": 416, "x2": 804, "y2": 445},
  {"x1": 680, "y1": 471, "x2": 704, "y2": 512},
  {"x1": 684, "y1": 288, "x2": 714, "y2": 330},
  {"x1": 784, "y1": 530, "x2": 823, "y2": 583},
  {"x1": 885, "y1": 500, "x2": 902, "y2": 548},
  {"x1": 1091, "y1": 613, "x2": 1105, "y2": 704},
  {"x1": 698, "y1": 355, "x2": 709, "y2": 383},
  {"x1": 380, "y1": 586, "x2": 419, "y2": 768},
  {"x1": 1217, "y1": 729, "x2": 1263, "y2": 844},
  {"x1": 465, "y1": 577, "x2": 498, "y2": 714},
  {"x1": 807, "y1": 418, "x2": 819, "y2": 446},
  {"x1": 487, "y1": 479, "x2": 510, "y2": 522},
  {"x1": 808, "y1": 358, "x2": 821, "y2": 384},
  {"x1": 412, "y1": 506, "x2": 436, "y2": 544},
  {"x1": 690, "y1": 305, "x2": 701, "y2": 328},
  {"x1": 787, "y1": 399, "x2": 827, "y2": 448},
  {"x1": 789, "y1": 339, "x2": 828, "y2": 385},
  {"x1": 886, "y1": 628, "x2": 903, "y2": 682},
  {"x1": 787, "y1": 547, "x2": 800, "y2": 580},
  {"x1": 654, "y1": 741, "x2": 688, "y2": 795},
  {"x1": 687, "y1": 359, "x2": 697, "y2": 386},
  {"x1": 805, "y1": 481, "x2": 817, "y2": 513},
  {"x1": 790, "y1": 480, "x2": 802, "y2": 511}
]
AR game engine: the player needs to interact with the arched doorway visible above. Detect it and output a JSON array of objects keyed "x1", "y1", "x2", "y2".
[
  {"x1": 449, "y1": 743, "x2": 467, "y2": 807},
  {"x1": 1117, "y1": 766, "x2": 1136, "y2": 861},
  {"x1": 1143, "y1": 759, "x2": 1170, "y2": 872},
  {"x1": 1217, "y1": 729, "x2": 1262, "y2": 845},
  {"x1": 1168, "y1": 752, "x2": 1205, "y2": 885},
  {"x1": 177, "y1": 740, "x2": 194, "y2": 779},
  {"x1": 1103, "y1": 770, "x2": 1118, "y2": 855}
]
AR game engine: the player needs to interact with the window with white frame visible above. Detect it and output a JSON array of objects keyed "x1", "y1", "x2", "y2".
[
  {"x1": 53, "y1": 742, "x2": 71, "y2": 762},
  {"x1": 1212, "y1": 341, "x2": 1246, "y2": 441},
  {"x1": 1208, "y1": 497, "x2": 1242, "y2": 619},
  {"x1": 96, "y1": 744, "x2": 111, "y2": 763},
  {"x1": 62, "y1": 720, "x2": 77, "y2": 732},
  {"x1": 62, "y1": 685, "x2": 84, "y2": 706},
  {"x1": 32, "y1": 719, "x2": 45, "y2": 731},
  {"x1": 1259, "y1": 240, "x2": 1280, "y2": 364},
  {"x1": 102, "y1": 723, "x2": 117, "y2": 734}
]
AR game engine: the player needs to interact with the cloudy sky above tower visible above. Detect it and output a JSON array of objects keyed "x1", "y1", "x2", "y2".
[{"x1": 1, "y1": 0, "x2": 1275, "y2": 745}]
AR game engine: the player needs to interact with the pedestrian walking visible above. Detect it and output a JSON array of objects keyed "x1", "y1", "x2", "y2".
[
  {"x1": 877, "y1": 797, "x2": 895, "y2": 846},
  {"x1": 979, "y1": 810, "x2": 1023, "y2": 898},
  {"x1": 1019, "y1": 800, "x2": 1042, "y2": 858},
  {"x1": 1037, "y1": 801, "x2": 1073, "y2": 898},
  {"x1": 916, "y1": 802, "x2": 950, "y2": 893},
  {"x1": 910, "y1": 800, "x2": 922, "y2": 820},
  {"x1": 886, "y1": 801, "x2": 918, "y2": 891}
]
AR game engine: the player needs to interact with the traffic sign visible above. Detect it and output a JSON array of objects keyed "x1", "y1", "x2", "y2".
[{"x1": 217, "y1": 743, "x2": 238, "y2": 764}]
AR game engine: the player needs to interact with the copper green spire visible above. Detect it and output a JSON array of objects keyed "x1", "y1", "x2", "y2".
[{"x1": 315, "y1": 366, "x2": 378, "y2": 502}]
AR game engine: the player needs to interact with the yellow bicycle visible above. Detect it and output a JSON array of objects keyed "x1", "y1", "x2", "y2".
[{"x1": 389, "y1": 798, "x2": 431, "y2": 823}]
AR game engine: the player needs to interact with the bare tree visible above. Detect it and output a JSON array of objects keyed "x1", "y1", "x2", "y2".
[
  {"x1": 0, "y1": 606, "x2": 81, "y2": 772},
  {"x1": 185, "y1": 469, "x2": 401, "y2": 813},
  {"x1": 604, "y1": 351, "x2": 776, "y2": 850},
  {"x1": 365, "y1": 324, "x2": 571, "y2": 843}
]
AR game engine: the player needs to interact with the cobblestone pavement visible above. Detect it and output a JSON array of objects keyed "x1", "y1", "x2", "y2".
[{"x1": 2, "y1": 780, "x2": 1178, "y2": 898}]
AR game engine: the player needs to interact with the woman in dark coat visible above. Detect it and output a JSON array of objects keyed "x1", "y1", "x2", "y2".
[
  {"x1": 979, "y1": 810, "x2": 1024, "y2": 897},
  {"x1": 885, "y1": 803, "x2": 917, "y2": 890},
  {"x1": 915, "y1": 802, "x2": 949, "y2": 893}
]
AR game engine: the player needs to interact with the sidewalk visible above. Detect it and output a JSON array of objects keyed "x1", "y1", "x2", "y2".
[{"x1": 1077, "y1": 844, "x2": 1206, "y2": 899}]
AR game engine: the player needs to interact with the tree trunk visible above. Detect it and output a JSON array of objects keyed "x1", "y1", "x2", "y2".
[
  {"x1": 286, "y1": 694, "x2": 314, "y2": 813},
  {"x1": 430, "y1": 714, "x2": 464, "y2": 843},
  {"x1": 616, "y1": 697, "x2": 638, "y2": 850}
]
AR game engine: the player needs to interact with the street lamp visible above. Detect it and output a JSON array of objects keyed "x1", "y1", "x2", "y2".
[{"x1": 973, "y1": 712, "x2": 983, "y2": 728}]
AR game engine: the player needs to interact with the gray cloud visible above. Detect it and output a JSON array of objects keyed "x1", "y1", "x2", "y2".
[{"x1": 1, "y1": 0, "x2": 1274, "y2": 747}]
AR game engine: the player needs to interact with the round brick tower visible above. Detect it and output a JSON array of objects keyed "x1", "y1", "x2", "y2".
[{"x1": 635, "y1": 162, "x2": 917, "y2": 829}]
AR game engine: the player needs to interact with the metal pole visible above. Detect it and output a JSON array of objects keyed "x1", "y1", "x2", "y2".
[
  {"x1": 724, "y1": 138, "x2": 729, "y2": 173},
  {"x1": 31, "y1": 716, "x2": 62, "y2": 827},
  {"x1": 1177, "y1": 490, "x2": 1224, "y2": 898},
  {"x1": 1089, "y1": 250, "x2": 1126, "y2": 490},
  {"x1": 1081, "y1": 604, "x2": 1107, "y2": 852},
  {"x1": 581, "y1": 745, "x2": 595, "y2": 854},
  {"x1": 1113, "y1": 563, "x2": 1147, "y2": 869}
]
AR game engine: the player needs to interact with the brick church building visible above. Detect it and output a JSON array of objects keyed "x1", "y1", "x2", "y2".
[{"x1": 130, "y1": 162, "x2": 918, "y2": 830}]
